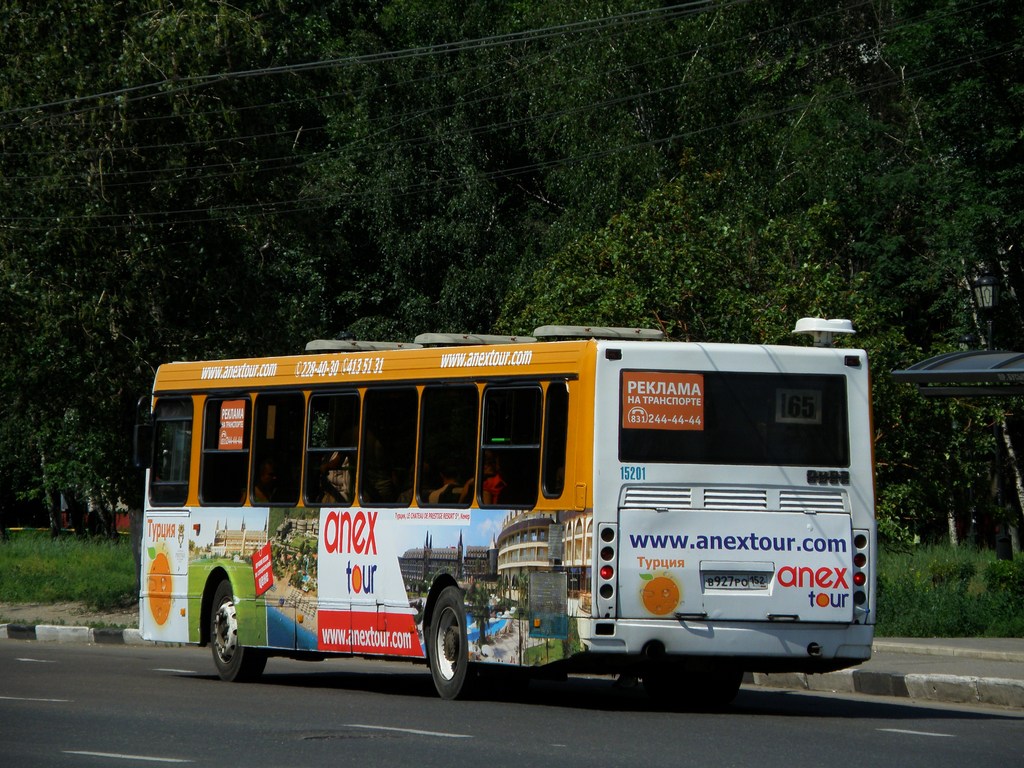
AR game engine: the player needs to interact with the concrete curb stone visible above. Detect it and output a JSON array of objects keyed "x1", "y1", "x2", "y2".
[
  {"x1": 976, "y1": 678, "x2": 1024, "y2": 708},
  {"x1": 751, "y1": 668, "x2": 1023, "y2": 709},
  {"x1": 904, "y1": 673, "x2": 1024, "y2": 708},
  {"x1": 35, "y1": 624, "x2": 92, "y2": 643}
]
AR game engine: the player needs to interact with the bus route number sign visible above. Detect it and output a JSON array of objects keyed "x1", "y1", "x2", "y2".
[{"x1": 776, "y1": 389, "x2": 822, "y2": 425}]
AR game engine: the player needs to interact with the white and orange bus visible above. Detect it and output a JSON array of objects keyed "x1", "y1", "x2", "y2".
[{"x1": 136, "y1": 321, "x2": 875, "y2": 704}]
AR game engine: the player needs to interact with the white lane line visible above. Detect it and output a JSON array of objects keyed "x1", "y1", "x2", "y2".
[
  {"x1": 16, "y1": 657, "x2": 57, "y2": 663},
  {"x1": 0, "y1": 695, "x2": 70, "y2": 702},
  {"x1": 878, "y1": 728, "x2": 955, "y2": 738},
  {"x1": 345, "y1": 723, "x2": 472, "y2": 739},
  {"x1": 64, "y1": 751, "x2": 192, "y2": 763},
  {"x1": 153, "y1": 668, "x2": 198, "y2": 675}
]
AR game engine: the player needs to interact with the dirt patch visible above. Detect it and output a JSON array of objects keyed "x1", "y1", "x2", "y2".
[{"x1": 0, "y1": 601, "x2": 138, "y2": 629}]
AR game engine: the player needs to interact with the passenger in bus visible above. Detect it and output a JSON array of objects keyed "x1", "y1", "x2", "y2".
[
  {"x1": 395, "y1": 465, "x2": 415, "y2": 505},
  {"x1": 427, "y1": 465, "x2": 466, "y2": 504},
  {"x1": 319, "y1": 452, "x2": 352, "y2": 504},
  {"x1": 253, "y1": 458, "x2": 279, "y2": 503},
  {"x1": 481, "y1": 450, "x2": 507, "y2": 505},
  {"x1": 362, "y1": 429, "x2": 398, "y2": 502}
]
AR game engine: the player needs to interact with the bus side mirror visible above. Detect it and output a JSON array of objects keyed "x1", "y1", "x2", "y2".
[{"x1": 133, "y1": 423, "x2": 153, "y2": 470}]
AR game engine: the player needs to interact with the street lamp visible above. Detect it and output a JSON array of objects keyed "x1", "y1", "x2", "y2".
[
  {"x1": 971, "y1": 269, "x2": 1012, "y2": 559},
  {"x1": 972, "y1": 271, "x2": 1000, "y2": 350}
]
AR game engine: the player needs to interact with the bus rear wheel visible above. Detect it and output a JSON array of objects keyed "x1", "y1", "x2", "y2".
[
  {"x1": 427, "y1": 586, "x2": 473, "y2": 699},
  {"x1": 210, "y1": 580, "x2": 267, "y2": 683},
  {"x1": 642, "y1": 663, "x2": 742, "y2": 709}
]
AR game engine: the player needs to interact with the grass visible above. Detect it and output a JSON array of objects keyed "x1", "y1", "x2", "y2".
[
  {"x1": 0, "y1": 530, "x2": 137, "y2": 611},
  {"x1": 876, "y1": 543, "x2": 1024, "y2": 637},
  {"x1": 2, "y1": 531, "x2": 1022, "y2": 637}
]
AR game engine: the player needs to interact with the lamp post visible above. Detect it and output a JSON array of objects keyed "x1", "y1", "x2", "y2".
[
  {"x1": 972, "y1": 272, "x2": 999, "y2": 350},
  {"x1": 971, "y1": 270, "x2": 1012, "y2": 560},
  {"x1": 959, "y1": 334, "x2": 981, "y2": 544}
]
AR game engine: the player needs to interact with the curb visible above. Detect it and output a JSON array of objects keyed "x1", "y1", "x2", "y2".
[
  {"x1": 0, "y1": 623, "x2": 146, "y2": 645},
  {"x1": 873, "y1": 639, "x2": 1024, "y2": 664},
  {"x1": 752, "y1": 668, "x2": 1024, "y2": 709}
]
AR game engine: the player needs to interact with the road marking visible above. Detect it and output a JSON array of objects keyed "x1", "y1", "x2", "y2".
[
  {"x1": 345, "y1": 723, "x2": 472, "y2": 739},
  {"x1": 0, "y1": 695, "x2": 70, "y2": 702},
  {"x1": 153, "y1": 668, "x2": 197, "y2": 675},
  {"x1": 16, "y1": 657, "x2": 57, "y2": 663},
  {"x1": 878, "y1": 728, "x2": 955, "y2": 738},
  {"x1": 64, "y1": 751, "x2": 192, "y2": 763}
]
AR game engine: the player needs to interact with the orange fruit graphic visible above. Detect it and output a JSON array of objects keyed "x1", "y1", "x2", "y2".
[
  {"x1": 148, "y1": 552, "x2": 172, "y2": 626},
  {"x1": 641, "y1": 575, "x2": 680, "y2": 615}
]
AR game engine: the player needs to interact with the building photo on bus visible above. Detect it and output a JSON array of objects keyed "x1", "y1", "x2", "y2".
[{"x1": 134, "y1": 319, "x2": 875, "y2": 705}]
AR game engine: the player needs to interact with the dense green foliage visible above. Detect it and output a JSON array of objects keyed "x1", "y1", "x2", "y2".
[
  {"x1": 877, "y1": 544, "x2": 1024, "y2": 637},
  {"x1": 1, "y1": 1, "x2": 1023, "y2": 548},
  {"x1": 0, "y1": 531, "x2": 136, "y2": 610}
]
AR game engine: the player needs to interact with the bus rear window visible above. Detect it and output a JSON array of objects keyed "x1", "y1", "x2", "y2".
[{"x1": 619, "y1": 371, "x2": 849, "y2": 467}]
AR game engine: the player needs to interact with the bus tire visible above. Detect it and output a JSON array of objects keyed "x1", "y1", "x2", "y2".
[
  {"x1": 210, "y1": 580, "x2": 267, "y2": 683},
  {"x1": 642, "y1": 663, "x2": 741, "y2": 709},
  {"x1": 427, "y1": 586, "x2": 472, "y2": 699},
  {"x1": 697, "y1": 666, "x2": 743, "y2": 708}
]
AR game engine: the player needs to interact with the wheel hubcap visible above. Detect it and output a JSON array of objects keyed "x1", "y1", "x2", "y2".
[
  {"x1": 213, "y1": 599, "x2": 239, "y2": 663},
  {"x1": 434, "y1": 608, "x2": 460, "y2": 681}
]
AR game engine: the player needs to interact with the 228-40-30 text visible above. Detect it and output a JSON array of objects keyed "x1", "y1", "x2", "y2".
[{"x1": 295, "y1": 356, "x2": 385, "y2": 378}]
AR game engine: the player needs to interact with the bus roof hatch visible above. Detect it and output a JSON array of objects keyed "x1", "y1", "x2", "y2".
[
  {"x1": 305, "y1": 339, "x2": 424, "y2": 352},
  {"x1": 414, "y1": 333, "x2": 536, "y2": 346},
  {"x1": 532, "y1": 325, "x2": 665, "y2": 341}
]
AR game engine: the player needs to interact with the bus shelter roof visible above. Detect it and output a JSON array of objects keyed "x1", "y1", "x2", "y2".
[{"x1": 892, "y1": 349, "x2": 1024, "y2": 397}]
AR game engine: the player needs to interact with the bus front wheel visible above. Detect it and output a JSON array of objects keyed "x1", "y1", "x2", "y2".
[
  {"x1": 427, "y1": 586, "x2": 473, "y2": 699},
  {"x1": 210, "y1": 580, "x2": 267, "y2": 683}
]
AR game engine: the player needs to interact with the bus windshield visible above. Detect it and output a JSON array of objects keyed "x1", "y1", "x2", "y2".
[{"x1": 619, "y1": 371, "x2": 850, "y2": 467}]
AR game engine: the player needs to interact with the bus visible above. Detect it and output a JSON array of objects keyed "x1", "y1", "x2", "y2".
[{"x1": 135, "y1": 321, "x2": 875, "y2": 704}]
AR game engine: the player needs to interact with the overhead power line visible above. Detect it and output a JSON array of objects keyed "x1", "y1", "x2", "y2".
[
  {"x1": 0, "y1": 0, "x2": 738, "y2": 120},
  {"x1": 1, "y1": 0, "x2": 1014, "y2": 231}
]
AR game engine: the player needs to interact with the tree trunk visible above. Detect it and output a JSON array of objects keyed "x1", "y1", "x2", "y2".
[
  {"x1": 65, "y1": 492, "x2": 87, "y2": 537},
  {"x1": 1000, "y1": 423, "x2": 1022, "y2": 557},
  {"x1": 89, "y1": 497, "x2": 117, "y2": 539},
  {"x1": 47, "y1": 490, "x2": 62, "y2": 538}
]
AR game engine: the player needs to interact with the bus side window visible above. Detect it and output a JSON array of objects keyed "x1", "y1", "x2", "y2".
[
  {"x1": 251, "y1": 393, "x2": 304, "y2": 505},
  {"x1": 200, "y1": 397, "x2": 250, "y2": 505},
  {"x1": 360, "y1": 387, "x2": 418, "y2": 505},
  {"x1": 542, "y1": 382, "x2": 569, "y2": 498},
  {"x1": 417, "y1": 385, "x2": 478, "y2": 506},
  {"x1": 481, "y1": 386, "x2": 541, "y2": 507},
  {"x1": 149, "y1": 398, "x2": 193, "y2": 507},
  {"x1": 305, "y1": 392, "x2": 359, "y2": 506}
]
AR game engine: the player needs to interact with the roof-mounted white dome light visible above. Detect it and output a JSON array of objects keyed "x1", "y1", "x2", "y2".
[{"x1": 792, "y1": 318, "x2": 855, "y2": 348}]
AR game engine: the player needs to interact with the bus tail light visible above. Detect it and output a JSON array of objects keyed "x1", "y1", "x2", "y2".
[
  {"x1": 595, "y1": 524, "x2": 618, "y2": 618},
  {"x1": 852, "y1": 530, "x2": 870, "y2": 617}
]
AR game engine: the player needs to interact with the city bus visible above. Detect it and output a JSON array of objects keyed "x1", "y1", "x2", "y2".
[{"x1": 135, "y1": 321, "x2": 875, "y2": 704}]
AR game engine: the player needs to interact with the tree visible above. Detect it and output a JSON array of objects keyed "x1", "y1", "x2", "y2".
[{"x1": 1, "y1": 1, "x2": 1022, "y2": 551}]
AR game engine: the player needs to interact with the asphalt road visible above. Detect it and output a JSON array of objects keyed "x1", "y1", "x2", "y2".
[{"x1": 2, "y1": 643, "x2": 1022, "y2": 768}]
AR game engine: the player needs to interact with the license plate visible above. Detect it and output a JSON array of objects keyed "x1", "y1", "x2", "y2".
[{"x1": 702, "y1": 572, "x2": 770, "y2": 591}]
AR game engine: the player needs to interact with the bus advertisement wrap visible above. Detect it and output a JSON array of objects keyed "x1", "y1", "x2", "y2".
[
  {"x1": 618, "y1": 509, "x2": 856, "y2": 622},
  {"x1": 146, "y1": 504, "x2": 567, "y2": 666}
]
